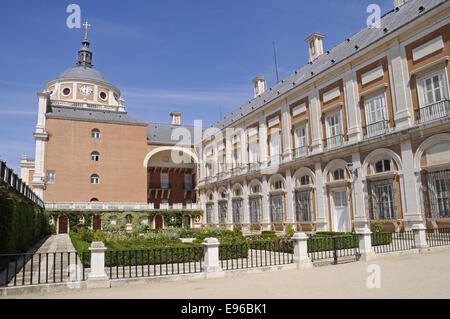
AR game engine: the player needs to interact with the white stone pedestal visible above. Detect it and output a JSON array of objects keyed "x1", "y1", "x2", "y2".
[
  {"x1": 412, "y1": 224, "x2": 429, "y2": 251},
  {"x1": 202, "y1": 238, "x2": 224, "y2": 278},
  {"x1": 356, "y1": 227, "x2": 376, "y2": 261},
  {"x1": 292, "y1": 232, "x2": 313, "y2": 269},
  {"x1": 87, "y1": 241, "x2": 110, "y2": 288}
]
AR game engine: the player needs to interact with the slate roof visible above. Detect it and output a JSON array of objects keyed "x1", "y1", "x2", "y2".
[
  {"x1": 46, "y1": 106, "x2": 147, "y2": 126},
  {"x1": 208, "y1": 0, "x2": 447, "y2": 136},
  {"x1": 59, "y1": 66, "x2": 109, "y2": 83},
  {"x1": 147, "y1": 122, "x2": 202, "y2": 144}
]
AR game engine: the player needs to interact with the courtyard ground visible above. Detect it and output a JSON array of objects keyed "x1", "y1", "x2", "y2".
[{"x1": 4, "y1": 247, "x2": 450, "y2": 299}]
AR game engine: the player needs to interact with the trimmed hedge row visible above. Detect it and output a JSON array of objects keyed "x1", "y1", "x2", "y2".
[{"x1": 0, "y1": 186, "x2": 50, "y2": 255}]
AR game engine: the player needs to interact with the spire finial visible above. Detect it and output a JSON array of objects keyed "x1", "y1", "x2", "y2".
[{"x1": 83, "y1": 20, "x2": 91, "y2": 41}]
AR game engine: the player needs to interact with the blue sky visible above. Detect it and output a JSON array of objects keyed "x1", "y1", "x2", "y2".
[{"x1": 0, "y1": 0, "x2": 394, "y2": 172}]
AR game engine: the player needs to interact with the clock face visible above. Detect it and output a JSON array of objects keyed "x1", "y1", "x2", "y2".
[{"x1": 79, "y1": 85, "x2": 92, "y2": 96}]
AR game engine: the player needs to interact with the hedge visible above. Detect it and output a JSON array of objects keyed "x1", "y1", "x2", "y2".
[{"x1": 0, "y1": 186, "x2": 50, "y2": 255}]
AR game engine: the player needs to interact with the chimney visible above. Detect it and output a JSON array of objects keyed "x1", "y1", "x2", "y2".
[
  {"x1": 394, "y1": 0, "x2": 408, "y2": 8},
  {"x1": 170, "y1": 112, "x2": 181, "y2": 125},
  {"x1": 305, "y1": 33, "x2": 325, "y2": 62},
  {"x1": 252, "y1": 76, "x2": 266, "y2": 98}
]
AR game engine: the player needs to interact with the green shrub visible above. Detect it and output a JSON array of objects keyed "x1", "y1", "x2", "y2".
[
  {"x1": 93, "y1": 230, "x2": 107, "y2": 243},
  {"x1": 285, "y1": 225, "x2": 295, "y2": 237},
  {"x1": 371, "y1": 222, "x2": 383, "y2": 233}
]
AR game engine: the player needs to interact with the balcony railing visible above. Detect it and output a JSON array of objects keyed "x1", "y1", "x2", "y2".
[
  {"x1": 268, "y1": 154, "x2": 282, "y2": 166},
  {"x1": 248, "y1": 162, "x2": 260, "y2": 173},
  {"x1": 45, "y1": 202, "x2": 199, "y2": 211},
  {"x1": 363, "y1": 119, "x2": 390, "y2": 138},
  {"x1": 148, "y1": 183, "x2": 171, "y2": 190},
  {"x1": 231, "y1": 166, "x2": 241, "y2": 177},
  {"x1": 415, "y1": 100, "x2": 450, "y2": 124},
  {"x1": 293, "y1": 146, "x2": 308, "y2": 159},
  {"x1": 323, "y1": 134, "x2": 344, "y2": 150}
]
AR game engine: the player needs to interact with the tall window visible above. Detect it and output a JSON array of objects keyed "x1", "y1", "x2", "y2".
[
  {"x1": 233, "y1": 148, "x2": 240, "y2": 168},
  {"x1": 218, "y1": 202, "x2": 227, "y2": 224},
  {"x1": 218, "y1": 153, "x2": 225, "y2": 173},
  {"x1": 206, "y1": 163, "x2": 213, "y2": 177},
  {"x1": 206, "y1": 204, "x2": 213, "y2": 223},
  {"x1": 249, "y1": 142, "x2": 259, "y2": 164},
  {"x1": 270, "y1": 195, "x2": 284, "y2": 222},
  {"x1": 160, "y1": 173, "x2": 169, "y2": 189},
  {"x1": 420, "y1": 71, "x2": 446, "y2": 107},
  {"x1": 326, "y1": 112, "x2": 341, "y2": 138},
  {"x1": 232, "y1": 200, "x2": 242, "y2": 223},
  {"x1": 294, "y1": 125, "x2": 307, "y2": 149},
  {"x1": 46, "y1": 170, "x2": 56, "y2": 184},
  {"x1": 91, "y1": 129, "x2": 100, "y2": 139},
  {"x1": 371, "y1": 181, "x2": 396, "y2": 220},
  {"x1": 184, "y1": 174, "x2": 192, "y2": 190},
  {"x1": 364, "y1": 93, "x2": 388, "y2": 136},
  {"x1": 269, "y1": 133, "x2": 281, "y2": 157},
  {"x1": 90, "y1": 174, "x2": 99, "y2": 184},
  {"x1": 427, "y1": 170, "x2": 450, "y2": 218},
  {"x1": 249, "y1": 197, "x2": 261, "y2": 223},
  {"x1": 295, "y1": 191, "x2": 312, "y2": 222}
]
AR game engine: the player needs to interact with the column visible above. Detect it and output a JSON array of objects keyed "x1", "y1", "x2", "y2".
[
  {"x1": 243, "y1": 180, "x2": 250, "y2": 231},
  {"x1": 388, "y1": 41, "x2": 413, "y2": 128},
  {"x1": 343, "y1": 67, "x2": 361, "y2": 143},
  {"x1": 281, "y1": 100, "x2": 293, "y2": 161},
  {"x1": 351, "y1": 152, "x2": 370, "y2": 230},
  {"x1": 259, "y1": 116, "x2": 268, "y2": 167},
  {"x1": 309, "y1": 87, "x2": 322, "y2": 153},
  {"x1": 262, "y1": 175, "x2": 271, "y2": 230},
  {"x1": 401, "y1": 139, "x2": 424, "y2": 229},
  {"x1": 213, "y1": 188, "x2": 219, "y2": 225},
  {"x1": 314, "y1": 162, "x2": 328, "y2": 231},
  {"x1": 285, "y1": 169, "x2": 295, "y2": 224},
  {"x1": 226, "y1": 184, "x2": 233, "y2": 230}
]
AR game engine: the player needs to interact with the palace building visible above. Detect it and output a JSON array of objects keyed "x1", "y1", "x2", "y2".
[{"x1": 21, "y1": 0, "x2": 450, "y2": 234}]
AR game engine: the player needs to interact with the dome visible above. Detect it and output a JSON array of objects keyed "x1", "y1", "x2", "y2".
[{"x1": 59, "y1": 66, "x2": 108, "y2": 83}]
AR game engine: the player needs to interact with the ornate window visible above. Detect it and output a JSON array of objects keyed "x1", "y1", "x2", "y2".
[
  {"x1": 218, "y1": 202, "x2": 227, "y2": 224},
  {"x1": 371, "y1": 180, "x2": 396, "y2": 220},
  {"x1": 249, "y1": 197, "x2": 261, "y2": 223},
  {"x1": 232, "y1": 200, "x2": 242, "y2": 223},
  {"x1": 427, "y1": 169, "x2": 450, "y2": 218},
  {"x1": 270, "y1": 195, "x2": 284, "y2": 222},
  {"x1": 295, "y1": 191, "x2": 312, "y2": 222}
]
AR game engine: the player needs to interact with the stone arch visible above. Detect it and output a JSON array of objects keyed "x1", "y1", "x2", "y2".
[
  {"x1": 323, "y1": 159, "x2": 351, "y2": 181},
  {"x1": 414, "y1": 133, "x2": 450, "y2": 170},
  {"x1": 231, "y1": 183, "x2": 244, "y2": 197},
  {"x1": 248, "y1": 179, "x2": 262, "y2": 194},
  {"x1": 217, "y1": 186, "x2": 228, "y2": 199},
  {"x1": 143, "y1": 146, "x2": 198, "y2": 168},
  {"x1": 293, "y1": 167, "x2": 316, "y2": 186},
  {"x1": 268, "y1": 173, "x2": 286, "y2": 188},
  {"x1": 362, "y1": 148, "x2": 403, "y2": 177},
  {"x1": 205, "y1": 190, "x2": 214, "y2": 202}
]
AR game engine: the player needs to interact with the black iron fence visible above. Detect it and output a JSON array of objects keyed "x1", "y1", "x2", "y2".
[
  {"x1": 0, "y1": 251, "x2": 83, "y2": 287},
  {"x1": 0, "y1": 161, "x2": 44, "y2": 208},
  {"x1": 307, "y1": 235, "x2": 360, "y2": 264},
  {"x1": 371, "y1": 231, "x2": 415, "y2": 254},
  {"x1": 426, "y1": 228, "x2": 450, "y2": 247},
  {"x1": 99, "y1": 247, "x2": 204, "y2": 279},
  {"x1": 219, "y1": 241, "x2": 294, "y2": 271}
]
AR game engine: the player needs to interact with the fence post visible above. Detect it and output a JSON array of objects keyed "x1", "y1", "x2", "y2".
[
  {"x1": 292, "y1": 232, "x2": 313, "y2": 269},
  {"x1": 202, "y1": 238, "x2": 224, "y2": 278},
  {"x1": 87, "y1": 241, "x2": 110, "y2": 288},
  {"x1": 355, "y1": 227, "x2": 376, "y2": 261},
  {"x1": 412, "y1": 224, "x2": 429, "y2": 251}
]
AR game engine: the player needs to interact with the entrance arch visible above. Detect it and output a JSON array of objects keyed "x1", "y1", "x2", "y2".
[
  {"x1": 155, "y1": 215, "x2": 163, "y2": 229},
  {"x1": 93, "y1": 215, "x2": 102, "y2": 231},
  {"x1": 58, "y1": 215, "x2": 68, "y2": 234}
]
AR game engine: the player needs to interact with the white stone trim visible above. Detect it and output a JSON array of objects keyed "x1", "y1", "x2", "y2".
[
  {"x1": 361, "y1": 65, "x2": 384, "y2": 85},
  {"x1": 412, "y1": 35, "x2": 444, "y2": 62}
]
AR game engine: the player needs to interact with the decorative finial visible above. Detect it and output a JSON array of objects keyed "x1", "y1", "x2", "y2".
[{"x1": 83, "y1": 20, "x2": 91, "y2": 41}]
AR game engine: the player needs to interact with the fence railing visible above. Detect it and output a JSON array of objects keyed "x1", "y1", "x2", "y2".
[
  {"x1": 426, "y1": 228, "x2": 450, "y2": 247},
  {"x1": 307, "y1": 235, "x2": 360, "y2": 264},
  {"x1": 294, "y1": 146, "x2": 308, "y2": 159},
  {"x1": 219, "y1": 241, "x2": 294, "y2": 271},
  {"x1": 0, "y1": 251, "x2": 82, "y2": 287},
  {"x1": 0, "y1": 161, "x2": 44, "y2": 208},
  {"x1": 371, "y1": 231, "x2": 415, "y2": 254},
  {"x1": 323, "y1": 134, "x2": 344, "y2": 150},
  {"x1": 363, "y1": 119, "x2": 389, "y2": 138},
  {"x1": 100, "y1": 247, "x2": 204, "y2": 279}
]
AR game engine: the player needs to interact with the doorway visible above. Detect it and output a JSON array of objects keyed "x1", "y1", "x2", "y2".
[
  {"x1": 58, "y1": 215, "x2": 68, "y2": 234},
  {"x1": 331, "y1": 190, "x2": 350, "y2": 232},
  {"x1": 155, "y1": 215, "x2": 163, "y2": 230}
]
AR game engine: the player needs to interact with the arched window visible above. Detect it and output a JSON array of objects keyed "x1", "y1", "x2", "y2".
[
  {"x1": 375, "y1": 160, "x2": 391, "y2": 173},
  {"x1": 91, "y1": 151, "x2": 100, "y2": 162},
  {"x1": 333, "y1": 169, "x2": 345, "y2": 181},
  {"x1": 90, "y1": 174, "x2": 99, "y2": 184},
  {"x1": 208, "y1": 193, "x2": 213, "y2": 201},
  {"x1": 300, "y1": 175, "x2": 310, "y2": 186},
  {"x1": 221, "y1": 191, "x2": 227, "y2": 199},
  {"x1": 91, "y1": 129, "x2": 100, "y2": 139},
  {"x1": 251, "y1": 185, "x2": 261, "y2": 194},
  {"x1": 90, "y1": 198, "x2": 99, "y2": 202},
  {"x1": 273, "y1": 180, "x2": 283, "y2": 190},
  {"x1": 234, "y1": 188, "x2": 241, "y2": 197}
]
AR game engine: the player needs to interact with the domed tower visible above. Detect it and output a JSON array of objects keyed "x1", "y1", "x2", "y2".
[{"x1": 29, "y1": 25, "x2": 148, "y2": 202}]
